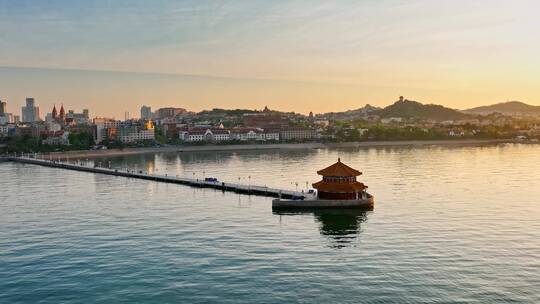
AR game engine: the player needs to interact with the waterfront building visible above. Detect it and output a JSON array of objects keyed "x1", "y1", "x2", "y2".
[
  {"x1": 263, "y1": 129, "x2": 280, "y2": 141},
  {"x1": 118, "y1": 120, "x2": 155, "y2": 143},
  {"x1": 180, "y1": 128, "x2": 231, "y2": 142},
  {"x1": 179, "y1": 127, "x2": 279, "y2": 143},
  {"x1": 230, "y1": 128, "x2": 278, "y2": 141},
  {"x1": 21, "y1": 98, "x2": 40, "y2": 122},
  {"x1": 312, "y1": 158, "x2": 368, "y2": 200},
  {"x1": 279, "y1": 128, "x2": 317, "y2": 141},
  {"x1": 230, "y1": 128, "x2": 264, "y2": 141}
]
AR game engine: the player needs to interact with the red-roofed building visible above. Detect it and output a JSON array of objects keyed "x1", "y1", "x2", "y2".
[{"x1": 312, "y1": 158, "x2": 368, "y2": 200}]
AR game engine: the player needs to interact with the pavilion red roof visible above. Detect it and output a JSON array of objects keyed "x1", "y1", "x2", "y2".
[{"x1": 316, "y1": 158, "x2": 362, "y2": 177}]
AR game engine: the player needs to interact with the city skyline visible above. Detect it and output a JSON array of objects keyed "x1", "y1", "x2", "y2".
[
  {"x1": 1, "y1": 1, "x2": 540, "y2": 118},
  {"x1": 1, "y1": 83, "x2": 536, "y2": 122}
]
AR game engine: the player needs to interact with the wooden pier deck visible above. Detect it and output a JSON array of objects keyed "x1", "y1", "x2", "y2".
[{"x1": 1, "y1": 156, "x2": 309, "y2": 199}]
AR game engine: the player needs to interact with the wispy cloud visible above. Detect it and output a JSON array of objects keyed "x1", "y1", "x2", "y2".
[{"x1": 0, "y1": 0, "x2": 539, "y2": 114}]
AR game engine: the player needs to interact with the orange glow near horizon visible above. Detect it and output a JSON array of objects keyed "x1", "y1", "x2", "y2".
[{"x1": 0, "y1": 1, "x2": 539, "y2": 118}]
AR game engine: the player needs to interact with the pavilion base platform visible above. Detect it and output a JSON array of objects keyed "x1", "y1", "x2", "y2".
[{"x1": 272, "y1": 195, "x2": 374, "y2": 210}]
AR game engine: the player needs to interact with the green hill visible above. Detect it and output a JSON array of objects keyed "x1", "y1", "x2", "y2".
[
  {"x1": 464, "y1": 101, "x2": 540, "y2": 115},
  {"x1": 377, "y1": 99, "x2": 470, "y2": 121}
]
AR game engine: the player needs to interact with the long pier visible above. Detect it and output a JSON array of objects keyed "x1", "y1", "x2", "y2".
[{"x1": 1, "y1": 156, "x2": 309, "y2": 200}]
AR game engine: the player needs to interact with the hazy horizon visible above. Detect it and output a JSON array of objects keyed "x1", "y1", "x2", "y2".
[
  {"x1": 0, "y1": 66, "x2": 536, "y2": 119},
  {"x1": 1, "y1": 1, "x2": 539, "y2": 118}
]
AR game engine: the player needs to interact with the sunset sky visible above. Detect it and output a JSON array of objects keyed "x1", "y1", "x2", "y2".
[{"x1": 1, "y1": 0, "x2": 539, "y2": 118}]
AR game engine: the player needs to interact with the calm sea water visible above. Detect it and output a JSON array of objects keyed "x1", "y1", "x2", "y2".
[{"x1": 1, "y1": 144, "x2": 539, "y2": 303}]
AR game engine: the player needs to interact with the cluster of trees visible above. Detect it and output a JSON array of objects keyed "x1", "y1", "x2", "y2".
[
  {"x1": 68, "y1": 132, "x2": 95, "y2": 150},
  {"x1": 327, "y1": 120, "x2": 528, "y2": 142},
  {"x1": 0, "y1": 131, "x2": 95, "y2": 153},
  {"x1": 0, "y1": 135, "x2": 41, "y2": 153},
  {"x1": 330, "y1": 125, "x2": 449, "y2": 142}
]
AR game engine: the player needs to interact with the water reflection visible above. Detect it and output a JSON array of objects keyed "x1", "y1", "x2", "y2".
[
  {"x1": 90, "y1": 153, "x2": 157, "y2": 173},
  {"x1": 176, "y1": 151, "x2": 235, "y2": 164},
  {"x1": 274, "y1": 209, "x2": 370, "y2": 248}
]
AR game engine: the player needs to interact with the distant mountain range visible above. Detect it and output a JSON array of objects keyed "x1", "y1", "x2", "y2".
[
  {"x1": 376, "y1": 98, "x2": 470, "y2": 121},
  {"x1": 463, "y1": 101, "x2": 540, "y2": 116},
  {"x1": 201, "y1": 99, "x2": 540, "y2": 122},
  {"x1": 321, "y1": 99, "x2": 540, "y2": 121}
]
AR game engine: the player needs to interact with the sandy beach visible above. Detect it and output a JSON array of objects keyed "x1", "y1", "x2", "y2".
[{"x1": 36, "y1": 139, "x2": 518, "y2": 159}]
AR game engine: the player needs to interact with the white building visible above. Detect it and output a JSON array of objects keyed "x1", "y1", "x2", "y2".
[
  {"x1": 180, "y1": 127, "x2": 280, "y2": 143},
  {"x1": 264, "y1": 130, "x2": 280, "y2": 141},
  {"x1": 231, "y1": 128, "x2": 265, "y2": 141},
  {"x1": 180, "y1": 128, "x2": 231, "y2": 142}
]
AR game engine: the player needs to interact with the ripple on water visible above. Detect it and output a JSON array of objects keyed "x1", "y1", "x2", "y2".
[{"x1": 1, "y1": 144, "x2": 539, "y2": 303}]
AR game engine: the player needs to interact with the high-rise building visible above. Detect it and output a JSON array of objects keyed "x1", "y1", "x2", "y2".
[
  {"x1": 141, "y1": 105, "x2": 152, "y2": 120},
  {"x1": 0, "y1": 100, "x2": 6, "y2": 115},
  {"x1": 155, "y1": 107, "x2": 186, "y2": 119},
  {"x1": 21, "y1": 98, "x2": 40, "y2": 122}
]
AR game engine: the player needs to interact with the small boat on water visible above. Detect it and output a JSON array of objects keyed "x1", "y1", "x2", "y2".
[{"x1": 272, "y1": 158, "x2": 374, "y2": 210}]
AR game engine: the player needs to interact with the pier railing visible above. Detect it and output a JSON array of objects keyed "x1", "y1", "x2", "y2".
[{"x1": 3, "y1": 156, "x2": 311, "y2": 200}]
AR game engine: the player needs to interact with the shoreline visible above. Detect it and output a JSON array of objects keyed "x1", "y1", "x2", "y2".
[{"x1": 37, "y1": 139, "x2": 521, "y2": 159}]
